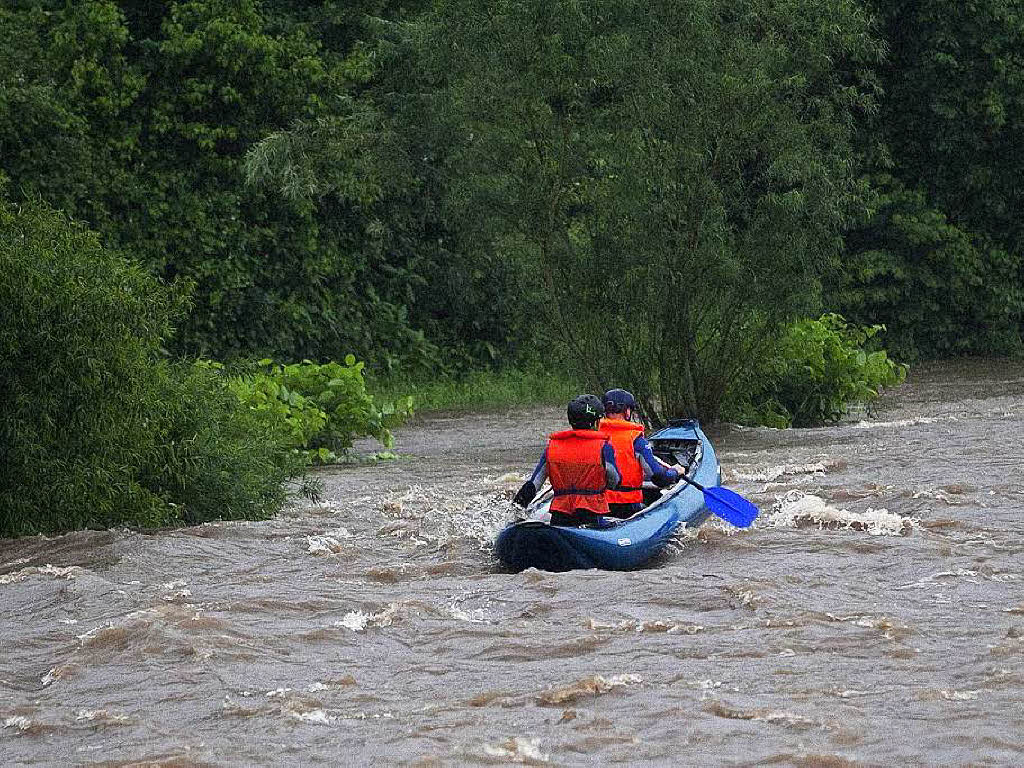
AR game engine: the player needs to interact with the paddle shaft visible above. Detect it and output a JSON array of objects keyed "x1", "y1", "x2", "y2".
[
  {"x1": 675, "y1": 472, "x2": 708, "y2": 493},
  {"x1": 675, "y1": 469, "x2": 759, "y2": 528}
]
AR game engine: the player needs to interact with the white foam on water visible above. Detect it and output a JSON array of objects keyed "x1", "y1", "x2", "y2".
[
  {"x1": 221, "y1": 695, "x2": 260, "y2": 717},
  {"x1": 0, "y1": 564, "x2": 82, "y2": 584},
  {"x1": 307, "y1": 527, "x2": 357, "y2": 556},
  {"x1": 307, "y1": 536, "x2": 337, "y2": 555},
  {"x1": 265, "y1": 688, "x2": 292, "y2": 698},
  {"x1": 728, "y1": 588, "x2": 761, "y2": 609},
  {"x1": 336, "y1": 711, "x2": 394, "y2": 721},
  {"x1": 448, "y1": 592, "x2": 495, "y2": 624},
  {"x1": 39, "y1": 564, "x2": 80, "y2": 579},
  {"x1": 41, "y1": 667, "x2": 62, "y2": 687},
  {"x1": 3, "y1": 716, "x2": 32, "y2": 731},
  {"x1": 75, "y1": 607, "x2": 158, "y2": 647},
  {"x1": 912, "y1": 488, "x2": 963, "y2": 505},
  {"x1": 161, "y1": 588, "x2": 192, "y2": 601},
  {"x1": 75, "y1": 709, "x2": 129, "y2": 725},
  {"x1": 536, "y1": 674, "x2": 642, "y2": 706},
  {"x1": 753, "y1": 709, "x2": 820, "y2": 727},
  {"x1": 377, "y1": 481, "x2": 521, "y2": 552},
  {"x1": 290, "y1": 709, "x2": 334, "y2": 725},
  {"x1": 450, "y1": 604, "x2": 493, "y2": 623},
  {"x1": 335, "y1": 612, "x2": 369, "y2": 631},
  {"x1": 852, "y1": 416, "x2": 943, "y2": 429},
  {"x1": 941, "y1": 689, "x2": 979, "y2": 701},
  {"x1": 480, "y1": 737, "x2": 549, "y2": 763},
  {"x1": 731, "y1": 461, "x2": 836, "y2": 484},
  {"x1": 766, "y1": 490, "x2": 916, "y2": 536},
  {"x1": 333, "y1": 603, "x2": 401, "y2": 632},
  {"x1": 898, "y1": 568, "x2": 1018, "y2": 592},
  {"x1": 706, "y1": 700, "x2": 823, "y2": 728},
  {"x1": 586, "y1": 617, "x2": 704, "y2": 634}
]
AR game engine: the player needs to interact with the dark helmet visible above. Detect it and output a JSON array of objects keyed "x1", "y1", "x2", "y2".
[
  {"x1": 567, "y1": 394, "x2": 604, "y2": 428},
  {"x1": 603, "y1": 388, "x2": 637, "y2": 415}
]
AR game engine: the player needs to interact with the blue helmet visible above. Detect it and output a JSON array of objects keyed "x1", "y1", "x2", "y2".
[{"x1": 603, "y1": 388, "x2": 637, "y2": 415}]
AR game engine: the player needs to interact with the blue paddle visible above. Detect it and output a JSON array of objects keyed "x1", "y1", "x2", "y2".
[{"x1": 676, "y1": 473, "x2": 759, "y2": 528}]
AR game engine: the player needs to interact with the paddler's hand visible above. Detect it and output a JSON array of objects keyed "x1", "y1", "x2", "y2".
[
  {"x1": 513, "y1": 480, "x2": 537, "y2": 507},
  {"x1": 654, "y1": 469, "x2": 680, "y2": 489}
]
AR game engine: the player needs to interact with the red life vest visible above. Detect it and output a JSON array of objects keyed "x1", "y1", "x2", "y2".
[
  {"x1": 546, "y1": 429, "x2": 610, "y2": 516},
  {"x1": 599, "y1": 417, "x2": 645, "y2": 504}
]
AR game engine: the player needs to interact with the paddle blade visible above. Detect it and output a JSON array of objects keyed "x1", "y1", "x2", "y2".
[{"x1": 703, "y1": 486, "x2": 759, "y2": 528}]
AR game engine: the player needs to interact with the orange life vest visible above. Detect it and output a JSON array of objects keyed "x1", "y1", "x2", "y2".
[
  {"x1": 599, "y1": 417, "x2": 645, "y2": 504},
  {"x1": 546, "y1": 429, "x2": 610, "y2": 516}
]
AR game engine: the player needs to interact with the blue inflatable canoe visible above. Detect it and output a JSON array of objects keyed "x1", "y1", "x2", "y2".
[{"x1": 494, "y1": 419, "x2": 721, "y2": 572}]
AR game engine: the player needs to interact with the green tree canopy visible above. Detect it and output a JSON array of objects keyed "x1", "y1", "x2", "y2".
[{"x1": 426, "y1": 0, "x2": 882, "y2": 422}]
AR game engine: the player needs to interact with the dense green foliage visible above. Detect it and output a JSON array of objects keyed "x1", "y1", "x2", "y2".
[
  {"x1": 0, "y1": 202, "x2": 308, "y2": 538},
  {"x1": 837, "y1": 176, "x2": 1023, "y2": 360},
  {"x1": 4, "y1": 0, "x2": 1024, "y2": 446},
  {"x1": 726, "y1": 315, "x2": 907, "y2": 427},
  {"x1": 207, "y1": 358, "x2": 414, "y2": 463},
  {"x1": 422, "y1": 0, "x2": 881, "y2": 423},
  {"x1": 837, "y1": 0, "x2": 1024, "y2": 358},
  {"x1": 0, "y1": 0, "x2": 447, "y2": 366}
]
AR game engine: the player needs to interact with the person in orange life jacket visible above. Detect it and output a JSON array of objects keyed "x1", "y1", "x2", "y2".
[
  {"x1": 513, "y1": 394, "x2": 622, "y2": 527},
  {"x1": 599, "y1": 388, "x2": 681, "y2": 518}
]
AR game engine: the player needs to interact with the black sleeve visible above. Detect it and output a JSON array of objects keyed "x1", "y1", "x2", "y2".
[{"x1": 513, "y1": 480, "x2": 537, "y2": 507}]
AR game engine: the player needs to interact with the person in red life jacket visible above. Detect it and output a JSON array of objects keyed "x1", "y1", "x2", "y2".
[
  {"x1": 512, "y1": 394, "x2": 622, "y2": 526},
  {"x1": 599, "y1": 388, "x2": 681, "y2": 518}
]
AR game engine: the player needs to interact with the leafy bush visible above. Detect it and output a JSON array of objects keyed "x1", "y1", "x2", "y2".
[
  {"x1": 0, "y1": 202, "x2": 308, "y2": 538},
  {"x1": 209, "y1": 358, "x2": 414, "y2": 464},
  {"x1": 138, "y1": 362, "x2": 312, "y2": 526},
  {"x1": 726, "y1": 314, "x2": 907, "y2": 427}
]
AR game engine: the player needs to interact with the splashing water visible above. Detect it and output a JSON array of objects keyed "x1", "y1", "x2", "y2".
[{"x1": 765, "y1": 490, "x2": 917, "y2": 536}]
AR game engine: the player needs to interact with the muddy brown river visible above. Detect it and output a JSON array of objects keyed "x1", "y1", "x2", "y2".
[{"x1": 3, "y1": 360, "x2": 1024, "y2": 766}]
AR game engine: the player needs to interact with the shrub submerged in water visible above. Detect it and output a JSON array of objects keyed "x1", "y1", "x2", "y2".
[
  {"x1": 0, "y1": 202, "x2": 308, "y2": 537},
  {"x1": 204, "y1": 358, "x2": 414, "y2": 464},
  {"x1": 727, "y1": 314, "x2": 908, "y2": 428}
]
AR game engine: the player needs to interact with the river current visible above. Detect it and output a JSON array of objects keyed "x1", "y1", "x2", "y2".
[{"x1": 3, "y1": 360, "x2": 1024, "y2": 766}]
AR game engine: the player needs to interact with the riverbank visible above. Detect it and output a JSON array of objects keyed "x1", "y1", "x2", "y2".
[{"x1": 370, "y1": 368, "x2": 579, "y2": 414}]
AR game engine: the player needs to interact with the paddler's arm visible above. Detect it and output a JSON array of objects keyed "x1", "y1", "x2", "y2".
[
  {"x1": 602, "y1": 442, "x2": 622, "y2": 489},
  {"x1": 514, "y1": 449, "x2": 549, "y2": 507},
  {"x1": 634, "y1": 435, "x2": 680, "y2": 488}
]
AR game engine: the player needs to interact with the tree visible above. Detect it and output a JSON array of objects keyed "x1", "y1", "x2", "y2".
[
  {"x1": 425, "y1": 0, "x2": 881, "y2": 422},
  {"x1": 0, "y1": 202, "x2": 307, "y2": 537},
  {"x1": 837, "y1": 0, "x2": 1024, "y2": 358},
  {"x1": 837, "y1": 176, "x2": 1024, "y2": 359},
  {"x1": 0, "y1": 0, "x2": 435, "y2": 364}
]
